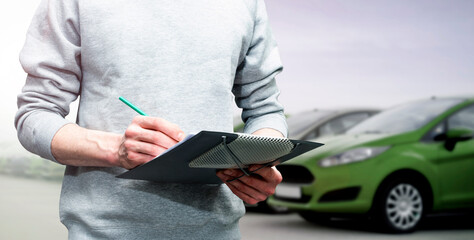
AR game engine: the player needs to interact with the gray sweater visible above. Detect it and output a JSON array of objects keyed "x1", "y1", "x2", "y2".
[{"x1": 15, "y1": 0, "x2": 287, "y2": 239}]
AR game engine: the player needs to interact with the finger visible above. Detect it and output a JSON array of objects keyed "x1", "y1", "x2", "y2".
[
  {"x1": 226, "y1": 182, "x2": 261, "y2": 205},
  {"x1": 216, "y1": 169, "x2": 244, "y2": 183},
  {"x1": 133, "y1": 116, "x2": 184, "y2": 142},
  {"x1": 217, "y1": 171, "x2": 263, "y2": 204},
  {"x1": 218, "y1": 171, "x2": 269, "y2": 201},
  {"x1": 229, "y1": 178, "x2": 269, "y2": 200},
  {"x1": 248, "y1": 165, "x2": 283, "y2": 185},
  {"x1": 133, "y1": 128, "x2": 179, "y2": 149},
  {"x1": 121, "y1": 151, "x2": 153, "y2": 169},
  {"x1": 123, "y1": 139, "x2": 167, "y2": 157},
  {"x1": 224, "y1": 168, "x2": 278, "y2": 197},
  {"x1": 125, "y1": 124, "x2": 178, "y2": 149}
]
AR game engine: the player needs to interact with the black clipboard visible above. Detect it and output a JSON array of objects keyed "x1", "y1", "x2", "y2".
[{"x1": 117, "y1": 131, "x2": 323, "y2": 184}]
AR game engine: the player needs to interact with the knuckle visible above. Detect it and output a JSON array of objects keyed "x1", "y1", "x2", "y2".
[
  {"x1": 125, "y1": 153, "x2": 140, "y2": 167},
  {"x1": 220, "y1": 173, "x2": 232, "y2": 182},
  {"x1": 275, "y1": 174, "x2": 283, "y2": 184},
  {"x1": 124, "y1": 128, "x2": 132, "y2": 137},
  {"x1": 152, "y1": 117, "x2": 164, "y2": 127},
  {"x1": 125, "y1": 125, "x2": 139, "y2": 138},
  {"x1": 129, "y1": 153, "x2": 149, "y2": 165},
  {"x1": 123, "y1": 140, "x2": 134, "y2": 150},
  {"x1": 132, "y1": 116, "x2": 143, "y2": 124},
  {"x1": 257, "y1": 195, "x2": 268, "y2": 202},
  {"x1": 273, "y1": 169, "x2": 283, "y2": 184},
  {"x1": 264, "y1": 187, "x2": 275, "y2": 196}
]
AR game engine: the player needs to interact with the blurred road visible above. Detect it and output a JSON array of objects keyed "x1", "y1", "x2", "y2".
[
  {"x1": 1, "y1": 175, "x2": 473, "y2": 240},
  {"x1": 241, "y1": 212, "x2": 474, "y2": 240},
  {"x1": 0, "y1": 175, "x2": 67, "y2": 239}
]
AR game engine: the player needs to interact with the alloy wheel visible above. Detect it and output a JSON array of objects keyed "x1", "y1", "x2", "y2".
[{"x1": 385, "y1": 183, "x2": 423, "y2": 231}]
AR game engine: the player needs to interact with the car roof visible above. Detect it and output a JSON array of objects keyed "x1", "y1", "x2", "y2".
[
  {"x1": 287, "y1": 108, "x2": 380, "y2": 119},
  {"x1": 427, "y1": 95, "x2": 474, "y2": 102}
]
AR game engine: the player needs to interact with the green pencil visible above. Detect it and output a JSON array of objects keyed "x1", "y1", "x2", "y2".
[{"x1": 119, "y1": 96, "x2": 148, "y2": 116}]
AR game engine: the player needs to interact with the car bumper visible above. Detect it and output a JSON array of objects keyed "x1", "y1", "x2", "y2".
[{"x1": 269, "y1": 161, "x2": 379, "y2": 214}]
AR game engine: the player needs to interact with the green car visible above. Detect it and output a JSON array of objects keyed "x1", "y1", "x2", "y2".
[{"x1": 269, "y1": 96, "x2": 474, "y2": 233}]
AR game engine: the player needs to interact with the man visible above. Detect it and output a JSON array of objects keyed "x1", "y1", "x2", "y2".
[{"x1": 15, "y1": 0, "x2": 287, "y2": 239}]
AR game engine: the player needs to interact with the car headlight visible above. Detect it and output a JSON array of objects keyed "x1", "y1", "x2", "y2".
[{"x1": 319, "y1": 146, "x2": 390, "y2": 168}]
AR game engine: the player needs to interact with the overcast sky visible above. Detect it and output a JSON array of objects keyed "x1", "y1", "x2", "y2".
[
  {"x1": 266, "y1": 0, "x2": 474, "y2": 112},
  {"x1": 1, "y1": 0, "x2": 473, "y2": 147}
]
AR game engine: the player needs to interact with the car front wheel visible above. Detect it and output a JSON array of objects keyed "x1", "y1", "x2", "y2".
[{"x1": 375, "y1": 181, "x2": 424, "y2": 233}]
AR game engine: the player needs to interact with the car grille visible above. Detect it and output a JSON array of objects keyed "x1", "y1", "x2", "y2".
[{"x1": 276, "y1": 165, "x2": 314, "y2": 184}]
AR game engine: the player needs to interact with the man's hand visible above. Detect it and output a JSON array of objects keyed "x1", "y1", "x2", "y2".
[
  {"x1": 216, "y1": 165, "x2": 282, "y2": 204},
  {"x1": 51, "y1": 116, "x2": 184, "y2": 169},
  {"x1": 216, "y1": 127, "x2": 285, "y2": 204},
  {"x1": 118, "y1": 116, "x2": 185, "y2": 169}
]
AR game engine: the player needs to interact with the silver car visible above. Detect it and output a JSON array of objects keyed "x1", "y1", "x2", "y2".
[{"x1": 287, "y1": 108, "x2": 380, "y2": 140}]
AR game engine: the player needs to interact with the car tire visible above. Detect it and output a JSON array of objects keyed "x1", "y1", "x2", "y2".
[
  {"x1": 374, "y1": 178, "x2": 425, "y2": 233},
  {"x1": 298, "y1": 211, "x2": 331, "y2": 224}
]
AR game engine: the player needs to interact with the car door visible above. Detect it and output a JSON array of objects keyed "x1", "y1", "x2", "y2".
[{"x1": 436, "y1": 104, "x2": 474, "y2": 209}]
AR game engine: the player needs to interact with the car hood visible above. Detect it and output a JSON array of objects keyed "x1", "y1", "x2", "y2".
[{"x1": 288, "y1": 131, "x2": 418, "y2": 164}]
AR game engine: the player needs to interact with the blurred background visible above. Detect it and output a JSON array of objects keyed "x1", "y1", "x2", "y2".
[{"x1": 1, "y1": 0, "x2": 473, "y2": 239}]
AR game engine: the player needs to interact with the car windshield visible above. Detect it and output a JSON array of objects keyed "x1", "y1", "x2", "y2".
[
  {"x1": 287, "y1": 110, "x2": 334, "y2": 138},
  {"x1": 347, "y1": 99, "x2": 463, "y2": 135}
]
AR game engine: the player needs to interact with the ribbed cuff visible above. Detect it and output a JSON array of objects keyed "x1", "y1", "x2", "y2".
[
  {"x1": 243, "y1": 112, "x2": 288, "y2": 138},
  {"x1": 17, "y1": 111, "x2": 71, "y2": 163}
]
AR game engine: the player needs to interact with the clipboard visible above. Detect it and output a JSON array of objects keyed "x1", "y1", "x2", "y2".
[{"x1": 117, "y1": 131, "x2": 323, "y2": 184}]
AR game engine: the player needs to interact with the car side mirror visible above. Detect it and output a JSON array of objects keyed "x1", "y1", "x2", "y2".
[
  {"x1": 446, "y1": 128, "x2": 473, "y2": 141},
  {"x1": 435, "y1": 128, "x2": 473, "y2": 151}
]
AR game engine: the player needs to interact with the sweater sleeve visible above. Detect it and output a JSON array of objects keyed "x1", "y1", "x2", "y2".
[
  {"x1": 14, "y1": 0, "x2": 81, "y2": 162},
  {"x1": 232, "y1": 0, "x2": 288, "y2": 137}
]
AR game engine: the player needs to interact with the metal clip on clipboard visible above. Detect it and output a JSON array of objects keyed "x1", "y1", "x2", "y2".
[
  {"x1": 221, "y1": 136, "x2": 251, "y2": 177},
  {"x1": 219, "y1": 136, "x2": 302, "y2": 183}
]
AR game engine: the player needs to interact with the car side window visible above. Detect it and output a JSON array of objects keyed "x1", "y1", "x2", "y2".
[
  {"x1": 424, "y1": 104, "x2": 474, "y2": 141},
  {"x1": 342, "y1": 112, "x2": 373, "y2": 129},
  {"x1": 447, "y1": 104, "x2": 474, "y2": 131},
  {"x1": 304, "y1": 112, "x2": 371, "y2": 140},
  {"x1": 426, "y1": 122, "x2": 446, "y2": 141},
  {"x1": 303, "y1": 128, "x2": 318, "y2": 140}
]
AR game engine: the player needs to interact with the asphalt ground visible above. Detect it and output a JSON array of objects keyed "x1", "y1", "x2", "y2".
[
  {"x1": 1, "y1": 175, "x2": 473, "y2": 240},
  {"x1": 241, "y1": 211, "x2": 474, "y2": 240}
]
